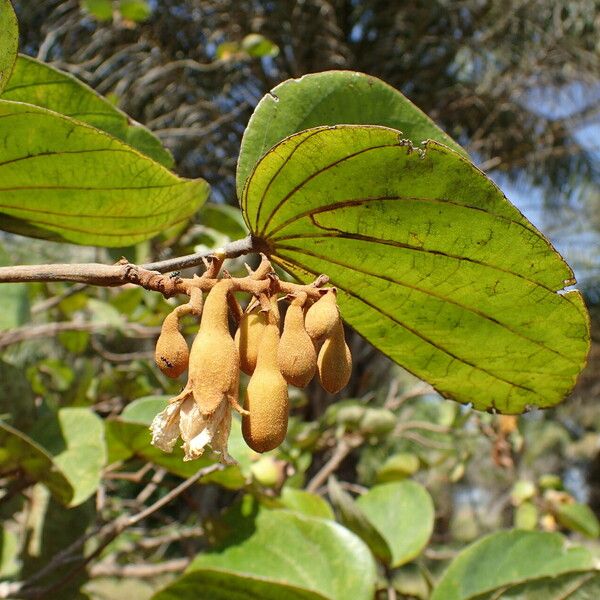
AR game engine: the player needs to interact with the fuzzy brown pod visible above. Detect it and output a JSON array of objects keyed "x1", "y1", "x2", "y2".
[
  {"x1": 235, "y1": 303, "x2": 268, "y2": 375},
  {"x1": 155, "y1": 311, "x2": 189, "y2": 378},
  {"x1": 187, "y1": 279, "x2": 242, "y2": 416},
  {"x1": 277, "y1": 295, "x2": 316, "y2": 388},
  {"x1": 304, "y1": 290, "x2": 339, "y2": 341},
  {"x1": 317, "y1": 318, "x2": 352, "y2": 394},
  {"x1": 242, "y1": 308, "x2": 289, "y2": 453}
]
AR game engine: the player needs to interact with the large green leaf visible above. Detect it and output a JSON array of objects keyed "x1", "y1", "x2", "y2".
[
  {"x1": 431, "y1": 530, "x2": 596, "y2": 600},
  {"x1": 0, "y1": 100, "x2": 208, "y2": 246},
  {"x1": 236, "y1": 70, "x2": 466, "y2": 196},
  {"x1": 0, "y1": 0, "x2": 18, "y2": 94},
  {"x1": 1, "y1": 55, "x2": 173, "y2": 167},
  {"x1": 489, "y1": 572, "x2": 600, "y2": 599},
  {"x1": 242, "y1": 125, "x2": 589, "y2": 413},
  {"x1": 355, "y1": 480, "x2": 434, "y2": 567},
  {"x1": 154, "y1": 501, "x2": 376, "y2": 600}
]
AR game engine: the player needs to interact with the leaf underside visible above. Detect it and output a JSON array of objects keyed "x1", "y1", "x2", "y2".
[
  {"x1": 242, "y1": 125, "x2": 590, "y2": 413},
  {"x1": 236, "y1": 69, "x2": 466, "y2": 198},
  {"x1": 0, "y1": 0, "x2": 18, "y2": 94},
  {"x1": 0, "y1": 100, "x2": 209, "y2": 246},
  {"x1": 2, "y1": 55, "x2": 173, "y2": 167}
]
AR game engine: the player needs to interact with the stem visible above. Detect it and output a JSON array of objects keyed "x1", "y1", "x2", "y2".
[{"x1": 0, "y1": 235, "x2": 257, "y2": 285}]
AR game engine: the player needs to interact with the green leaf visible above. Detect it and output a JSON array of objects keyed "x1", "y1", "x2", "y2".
[
  {"x1": 199, "y1": 202, "x2": 248, "y2": 240},
  {"x1": 327, "y1": 476, "x2": 392, "y2": 563},
  {"x1": 154, "y1": 503, "x2": 377, "y2": 600},
  {"x1": 29, "y1": 408, "x2": 107, "y2": 506},
  {"x1": 0, "y1": 100, "x2": 208, "y2": 246},
  {"x1": 236, "y1": 70, "x2": 466, "y2": 196},
  {"x1": 431, "y1": 530, "x2": 596, "y2": 600},
  {"x1": 0, "y1": 0, "x2": 18, "y2": 94},
  {"x1": 489, "y1": 571, "x2": 600, "y2": 599},
  {"x1": 278, "y1": 487, "x2": 335, "y2": 520},
  {"x1": 355, "y1": 480, "x2": 434, "y2": 567},
  {"x1": 555, "y1": 502, "x2": 600, "y2": 538},
  {"x1": 2, "y1": 55, "x2": 173, "y2": 166},
  {"x1": 241, "y1": 34, "x2": 280, "y2": 58},
  {"x1": 120, "y1": 0, "x2": 152, "y2": 23},
  {"x1": 81, "y1": 0, "x2": 113, "y2": 21},
  {"x1": 376, "y1": 453, "x2": 420, "y2": 483},
  {"x1": 242, "y1": 125, "x2": 589, "y2": 412},
  {"x1": 153, "y1": 569, "x2": 325, "y2": 600}
]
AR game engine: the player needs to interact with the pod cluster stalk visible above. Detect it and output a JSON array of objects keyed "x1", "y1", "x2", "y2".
[{"x1": 150, "y1": 255, "x2": 352, "y2": 463}]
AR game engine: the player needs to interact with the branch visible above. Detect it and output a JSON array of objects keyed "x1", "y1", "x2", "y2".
[
  {"x1": 5, "y1": 463, "x2": 225, "y2": 600},
  {"x1": 89, "y1": 558, "x2": 189, "y2": 578},
  {"x1": 0, "y1": 235, "x2": 258, "y2": 286}
]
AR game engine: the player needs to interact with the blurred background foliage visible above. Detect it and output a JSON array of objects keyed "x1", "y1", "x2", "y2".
[{"x1": 1, "y1": 1, "x2": 600, "y2": 599}]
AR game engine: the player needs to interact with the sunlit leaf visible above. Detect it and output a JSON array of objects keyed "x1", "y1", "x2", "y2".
[
  {"x1": 0, "y1": 100, "x2": 209, "y2": 246},
  {"x1": 241, "y1": 34, "x2": 279, "y2": 58},
  {"x1": 236, "y1": 70, "x2": 466, "y2": 196},
  {"x1": 2, "y1": 55, "x2": 173, "y2": 167},
  {"x1": 0, "y1": 0, "x2": 18, "y2": 94},
  {"x1": 431, "y1": 530, "x2": 596, "y2": 600},
  {"x1": 555, "y1": 502, "x2": 600, "y2": 538},
  {"x1": 356, "y1": 480, "x2": 434, "y2": 567},
  {"x1": 154, "y1": 500, "x2": 377, "y2": 600},
  {"x1": 81, "y1": 0, "x2": 113, "y2": 21},
  {"x1": 120, "y1": 0, "x2": 152, "y2": 23},
  {"x1": 242, "y1": 125, "x2": 589, "y2": 413}
]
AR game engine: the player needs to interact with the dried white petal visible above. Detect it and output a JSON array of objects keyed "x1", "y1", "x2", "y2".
[{"x1": 149, "y1": 401, "x2": 181, "y2": 452}]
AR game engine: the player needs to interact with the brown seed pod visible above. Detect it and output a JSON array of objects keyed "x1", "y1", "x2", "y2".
[
  {"x1": 317, "y1": 318, "x2": 352, "y2": 394},
  {"x1": 155, "y1": 310, "x2": 189, "y2": 378},
  {"x1": 188, "y1": 279, "x2": 241, "y2": 416},
  {"x1": 242, "y1": 309, "x2": 289, "y2": 453},
  {"x1": 234, "y1": 303, "x2": 268, "y2": 375},
  {"x1": 277, "y1": 294, "x2": 316, "y2": 388},
  {"x1": 304, "y1": 290, "x2": 339, "y2": 342}
]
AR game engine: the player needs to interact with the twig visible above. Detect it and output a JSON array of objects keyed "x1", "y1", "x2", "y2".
[
  {"x1": 89, "y1": 558, "x2": 189, "y2": 578},
  {"x1": 0, "y1": 236, "x2": 258, "y2": 285},
  {"x1": 0, "y1": 321, "x2": 160, "y2": 349},
  {"x1": 306, "y1": 436, "x2": 361, "y2": 494},
  {"x1": 5, "y1": 463, "x2": 225, "y2": 600}
]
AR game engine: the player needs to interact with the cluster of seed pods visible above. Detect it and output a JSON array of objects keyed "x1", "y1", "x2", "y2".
[{"x1": 153, "y1": 257, "x2": 352, "y2": 456}]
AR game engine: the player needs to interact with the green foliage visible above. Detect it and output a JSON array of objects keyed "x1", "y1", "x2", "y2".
[
  {"x1": 155, "y1": 498, "x2": 377, "y2": 600},
  {"x1": 0, "y1": 100, "x2": 208, "y2": 245},
  {"x1": 236, "y1": 70, "x2": 466, "y2": 197},
  {"x1": 356, "y1": 480, "x2": 434, "y2": 567},
  {"x1": 0, "y1": 0, "x2": 17, "y2": 93},
  {"x1": 241, "y1": 124, "x2": 589, "y2": 412},
  {"x1": 431, "y1": 530, "x2": 597, "y2": 600},
  {"x1": 2, "y1": 56, "x2": 173, "y2": 166}
]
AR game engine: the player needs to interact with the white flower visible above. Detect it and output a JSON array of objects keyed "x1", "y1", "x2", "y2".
[{"x1": 150, "y1": 395, "x2": 236, "y2": 464}]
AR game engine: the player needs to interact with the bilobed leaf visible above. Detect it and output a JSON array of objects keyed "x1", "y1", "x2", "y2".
[
  {"x1": 120, "y1": 0, "x2": 153, "y2": 22},
  {"x1": 81, "y1": 0, "x2": 113, "y2": 21},
  {"x1": 242, "y1": 125, "x2": 589, "y2": 413},
  {"x1": 154, "y1": 502, "x2": 376, "y2": 600},
  {"x1": 431, "y1": 530, "x2": 596, "y2": 600},
  {"x1": 355, "y1": 480, "x2": 434, "y2": 567},
  {"x1": 0, "y1": 100, "x2": 209, "y2": 246},
  {"x1": 236, "y1": 70, "x2": 466, "y2": 196},
  {"x1": 2, "y1": 55, "x2": 173, "y2": 166},
  {"x1": 0, "y1": 0, "x2": 18, "y2": 94}
]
